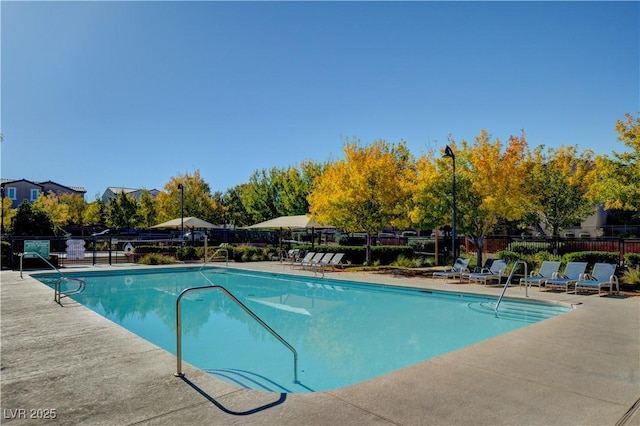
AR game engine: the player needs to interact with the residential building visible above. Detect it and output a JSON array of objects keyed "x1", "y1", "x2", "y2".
[
  {"x1": 0, "y1": 178, "x2": 86, "y2": 209},
  {"x1": 101, "y1": 187, "x2": 160, "y2": 203}
]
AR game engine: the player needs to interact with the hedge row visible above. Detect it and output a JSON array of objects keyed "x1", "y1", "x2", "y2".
[{"x1": 496, "y1": 250, "x2": 621, "y2": 274}]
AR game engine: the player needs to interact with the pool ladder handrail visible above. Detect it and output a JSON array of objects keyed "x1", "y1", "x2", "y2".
[
  {"x1": 19, "y1": 251, "x2": 86, "y2": 304},
  {"x1": 174, "y1": 284, "x2": 299, "y2": 384},
  {"x1": 495, "y1": 260, "x2": 528, "y2": 315},
  {"x1": 199, "y1": 246, "x2": 229, "y2": 270}
]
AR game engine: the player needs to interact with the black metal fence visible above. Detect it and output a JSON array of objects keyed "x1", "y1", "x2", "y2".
[
  {"x1": 463, "y1": 236, "x2": 640, "y2": 264},
  {"x1": 5, "y1": 233, "x2": 640, "y2": 270},
  {"x1": 3, "y1": 228, "x2": 283, "y2": 270}
]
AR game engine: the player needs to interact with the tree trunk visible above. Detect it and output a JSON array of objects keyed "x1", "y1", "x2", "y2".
[
  {"x1": 366, "y1": 232, "x2": 372, "y2": 266},
  {"x1": 474, "y1": 235, "x2": 484, "y2": 270}
]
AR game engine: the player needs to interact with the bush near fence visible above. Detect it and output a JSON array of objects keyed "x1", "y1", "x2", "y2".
[
  {"x1": 563, "y1": 251, "x2": 620, "y2": 266},
  {"x1": 625, "y1": 253, "x2": 640, "y2": 268}
]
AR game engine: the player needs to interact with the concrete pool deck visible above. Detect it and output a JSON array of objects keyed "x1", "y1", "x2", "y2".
[{"x1": 1, "y1": 262, "x2": 639, "y2": 425}]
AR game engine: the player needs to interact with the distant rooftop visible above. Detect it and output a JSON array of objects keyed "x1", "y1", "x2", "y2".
[{"x1": 1, "y1": 178, "x2": 86, "y2": 193}]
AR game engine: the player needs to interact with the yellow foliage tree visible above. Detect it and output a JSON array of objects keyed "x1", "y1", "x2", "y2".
[
  {"x1": 59, "y1": 193, "x2": 87, "y2": 233},
  {"x1": 591, "y1": 113, "x2": 640, "y2": 210},
  {"x1": 1, "y1": 197, "x2": 16, "y2": 232},
  {"x1": 33, "y1": 191, "x2": 69, "y2": 232},
  {"x1": 308, "y1": 139, "x2": 415, "y2": 265},
  {"x1": 412, "y1": 130, "x2": 531, "y2": 266},
  {"x1": 155, "y1": 171, "x2": 217, "y2": 224}
]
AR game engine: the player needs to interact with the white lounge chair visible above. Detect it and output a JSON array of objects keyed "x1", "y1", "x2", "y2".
[
  {"x1": 313, "y1": 252, "x2": 346, "y2": 273},
  {"x1": 301, "y1": 252, "x2": 324, "y2": 270},
  {"x1": 433, "y1": 258, "x2": 470, "y2": 282},
  {"x1": 310, "y1": 253, "x2": 334, "y2": 271},
  {"x1": 291, "y1": 252, "x2": 315, "y2": 269},
  {"x1": 543, "y1": 262, "x2": 588, "y2": 293},
  {"x1": 466, "y1": 259, "x2": 508, "y2": 285},
  {"x1": 326, "y1": 252, "x2": 345, "y2": 271},
  {"x1": 575, "y1": 263, "x2": 618, "y2": 296},
  {"x1": 519, "y1": 261, "x2": 561, "y2": 287}
]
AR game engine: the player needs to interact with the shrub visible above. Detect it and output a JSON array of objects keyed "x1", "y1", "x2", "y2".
[
  {"x1": 622, "y1": 267, "x2": 640, "y2": 286},
  {"x1": 371, "y1": 246, "x2": 414, "y2": 265},
  {"x1": 506, "y1": 241, "x2": 553, "y2": 255},
  {"x1": 497, "y1": 250, "x2": 563, "y2": 275},
  {"x1": 391, "y1": 254, "x2": 415, "y2": 268},
  {"x1": 232, "y1": 246, "x2": 269, "y2": 262},
  {"x1": 563, "y1": 251, "x2": 619, "y2": 266},
  {"x1": 176, "y1": 246, "x2": 199, "y2": 261},
  {"x1": 137, "y1": 253, "x2": 176, "y2": 265},
  {"x1": 625, "y1": 253, "x2": 640, "y2": 269}
]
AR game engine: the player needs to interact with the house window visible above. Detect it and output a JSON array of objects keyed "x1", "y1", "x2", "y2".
[
  {"x1": 30, "y1": 189, "x2": 40, "y2": 201},
  {"x1": 7, "y1": 187, "x2": 16, "y2": 200}
]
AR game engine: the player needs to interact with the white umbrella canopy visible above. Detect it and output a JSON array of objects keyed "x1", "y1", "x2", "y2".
[
  {"x1": 246, "y1": 214, "x2": 333, "y2": 229},
  {"x1": 150, "y1": 217, "x2": 222, "y2": 229}
]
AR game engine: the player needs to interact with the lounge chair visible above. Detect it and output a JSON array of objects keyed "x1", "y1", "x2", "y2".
[
  {"x1": 466, "y1": 259, "x2": 508, "y2": 285},
  {"x1": 519, "y1": 261, "x2": 561, "y2": 287},
  {"x1": 575, "y1": 263, "x2": 619, "y2": 296},
  {"x1": 291, "y1": 252, "x2": 316, "y2": 269},
  {"x1": 310, "y1": 253, "x2": 334, "y2": 271},
  {"x1": 325, "y1": 252, "x2": 345, "y2": 271},
  {"x1": 543, "y1": 262, "x2": 588, "y2": 292},
  {"x1": 462, "y1": 259, "x2": 494, "y2": 281},
  {"x1": 433, "y1": 258, "x2": 470, "y2": 282},
  {"x1": 300, "y1": 252, "x2": 324, "y2": 270}
]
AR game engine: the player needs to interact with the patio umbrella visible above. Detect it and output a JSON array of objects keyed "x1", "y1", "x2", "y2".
[
  {"x1": 247, "y1": 215, "x2": 333, "y2": 250},
  {"x1": 150, "y1": 217, "x2": 222, "y2": 229},
  {"x1": 246, "y1": 215, "x2": 331, "y2": 230}
]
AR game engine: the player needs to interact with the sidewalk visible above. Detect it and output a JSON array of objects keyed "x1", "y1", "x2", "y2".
[{"x1": 1, "y1": 263, "x2": 638, "y2": 425}]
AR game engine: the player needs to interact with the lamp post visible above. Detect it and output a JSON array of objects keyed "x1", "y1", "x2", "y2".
[
  {"x1": 177, "y1": 183, "x2": 184, "y2": 239},
  {"x1": 443, "y1": 145, "x2": 457, "y2": 260}
]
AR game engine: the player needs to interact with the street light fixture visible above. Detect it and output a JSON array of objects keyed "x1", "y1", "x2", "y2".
[
  {"x1": 443, "y1": 145, "x2": 457, "y2": 260},
  {"x1": 177, "y1": 183, "x2": 184, "y2": 239}
]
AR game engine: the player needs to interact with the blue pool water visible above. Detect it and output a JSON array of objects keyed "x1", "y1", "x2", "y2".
[{"x1": 34, "y1": 267, "x2": 571, "y2": 393}]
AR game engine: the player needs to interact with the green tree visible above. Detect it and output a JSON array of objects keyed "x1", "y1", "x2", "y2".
[
  {"x1": 309, "y1": 139, "x2": 415, "y2": 265},
  {"x1": 241, "y1": 168, "x2": 282, "y2": 223},
  {"x1": 524, "y1": 145, "x2": 596, "y2": 237},
  {"x1": 240, "y1": 161, "x2": 325, "y2": 224},
  {"x1": 11, "y1": 201, "x2": 56, "y2": 236},
  {"x1": 222, "y1": 185, "x2": 252, "y2": 227},
  {"x1": 106, "y1": 192, "x2": 139, "y2": 230},
  {"x1": 136, "y1": 190, "x2": 157, "y2": 229},
  {"x1": 279, "y1": 162, "x2": 325, "y2": 215}
]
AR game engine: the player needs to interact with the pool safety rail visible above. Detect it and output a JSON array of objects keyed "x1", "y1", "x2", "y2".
[
  {"x1": 174, "y1": 284, "x2": 299, "y2": 383},
  {"x1": 495, "y1": 260, "x2": 528, "y2": 315},
  {"x1": 200, "y1": 246, "x2": 229, "y2": 269},
  {"x1": 19, "y1": 252, "x2": 86, "y2": 304}
]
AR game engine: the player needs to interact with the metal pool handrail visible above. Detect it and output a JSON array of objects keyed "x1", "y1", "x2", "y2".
[
  {"x1": 199, "y1": 246, "x2": 229, "y2": 270},
  {"x1": 174, "y1": 284, "x2": 299, "y2": 384},
  {"x1": 20, "y1": 251, "x2": 61, "y2": 279},
  {"x1": 19, "y1": 251, "x2": 86, "y2": 304},
  {"x1": 54, "y1": 276, "x2": 86, "y2": 305},
  {"x1": 495, "y1": 260, "x2": 528, "y2": 315}
]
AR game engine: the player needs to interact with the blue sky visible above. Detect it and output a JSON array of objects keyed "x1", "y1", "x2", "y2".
[{"x1": 2, "y1": 1, "x2": 638, "y2": 200}]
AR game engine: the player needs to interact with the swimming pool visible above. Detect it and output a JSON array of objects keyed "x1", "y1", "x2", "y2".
[{"x1": 34, "y1": 266, "x2": 571, "y2": 393}]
